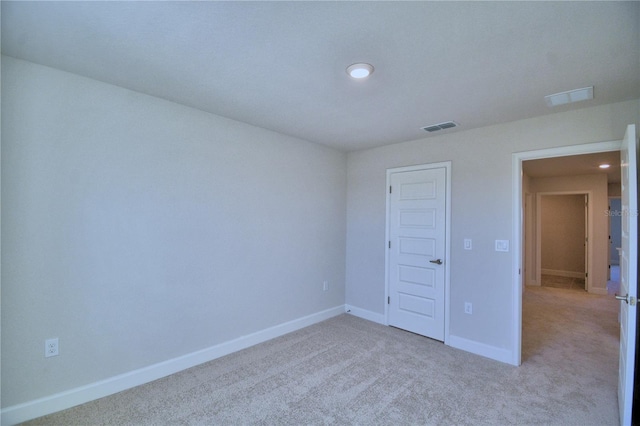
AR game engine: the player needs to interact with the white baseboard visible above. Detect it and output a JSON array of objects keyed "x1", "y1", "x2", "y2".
[
  {"x1": 1, "y1": 305, "x2": 345, "y2": 426},
  {"x1": 345, "y1": 307, "x2": 515, "y2": 365},
  {"x1": 345, "y1": 304, "x2": 386, "y2": 325},
  {"x1": 448, "y1": 335, "x2": 515, "y2": 366},
  {"x1": 541, "y1": 269, "x2": 584, "y2": 279}
]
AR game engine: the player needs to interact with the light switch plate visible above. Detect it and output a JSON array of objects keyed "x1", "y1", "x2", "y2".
[
  {"x1": 464, "y1": 239, "x2": 472, "y2": 250},
  {"x1": 495, "y1": 240, "x2": 509, "y2": 252}
]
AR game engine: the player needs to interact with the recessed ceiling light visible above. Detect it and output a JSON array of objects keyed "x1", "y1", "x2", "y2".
[
  {"x1": 599, "y1": 164, "x2": 610, "y2": 169},
  {"x1": 544, "y1": 86, "x2": 594, "y2": 107},
  {"x1": 346, "y1": 63, "x2": 374, "y2": 79}
]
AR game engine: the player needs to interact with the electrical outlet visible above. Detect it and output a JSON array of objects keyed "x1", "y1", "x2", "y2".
[
  {"x1": 323, "y1": 281, "x2": 329, "y2": 291},
  {"x1": 464, "y1": 302, "x2": 473, "y2": 315},
  {"x1": 45, "y1": 338, "x2": 59, "y2": 357}
]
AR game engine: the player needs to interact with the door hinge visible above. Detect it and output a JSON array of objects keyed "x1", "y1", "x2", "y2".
[
  {"x1": 388, "y1": 241, "x2": 391, "y2": 249},
  {"x1": 389, "y1": 185, "x2": 392, "y2": 194},
  {"x1": 388, "y1": 296, "x2": 390, "y2": 304},
  {"x1": 586, "y1": 272, "x2": 589, "y2": 278}
]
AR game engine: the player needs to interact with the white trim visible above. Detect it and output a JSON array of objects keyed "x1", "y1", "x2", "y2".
[
  {"x1": 512, "y1": 139, "x2": 622, "y2": 367},
  {"x1": 345, "y1": 304, "x2": 386, "y2": 325},
  {"x1": 384, "y1": 162, "x2": 452, "y2": 344},
  {"x1": 448, "y1": 335, "x2": 513, "y2": 364},
  {"x1": 0, "y1": 305, "x2": 345, "y2": 426},
  {"x1": 444, "y1": 163, "x2": 452, "y2": 344},
  {"x1": 524, "y1": 192, "x2": 537, "y2": 287}
]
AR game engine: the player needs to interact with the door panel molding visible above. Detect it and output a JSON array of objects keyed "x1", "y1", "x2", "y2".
[{"x1": 385, "y1": 162, "x2": 451, "y2": 343}]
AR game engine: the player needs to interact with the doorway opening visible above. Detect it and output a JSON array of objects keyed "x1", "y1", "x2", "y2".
[
  {"x1": 537, "y1": 193, "x2": 589, "y2": 292},
  {"x1": 511, "y1": 140, "x2": 622, "y2": 366},
  {"x1": 514, "y1": 126, "x2": 637, "y2": 423}
]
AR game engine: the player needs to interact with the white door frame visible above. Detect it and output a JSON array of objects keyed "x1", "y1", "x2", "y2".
[
  {"x1": 511, "y1": 139, "x2": 621, "y2": 366},
  {"x1": 524, "y1": 192, "x2": 535, "y2": 286},
  {"x1": 385, "y1": 162, "x2": 452, "y2": 344},
  {"x1": 535, "y1": 191, "x2": 593, "y2": 293}
]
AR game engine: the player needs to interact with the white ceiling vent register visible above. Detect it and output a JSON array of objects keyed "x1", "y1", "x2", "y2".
[
  {"x1": 421, "y1": 121, "x2": 458, "y2": 133},
  {"x1": 544, "y1": 86, "x2": 593, "y2": 107}
]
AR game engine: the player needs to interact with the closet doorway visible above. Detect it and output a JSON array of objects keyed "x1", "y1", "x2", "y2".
[{"x1": 537, "y1": 193, "x2": 589, "y2": 291}]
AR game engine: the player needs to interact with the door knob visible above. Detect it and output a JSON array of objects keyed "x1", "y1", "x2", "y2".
[
  {"x1": 429, "y1": 259, "x2": 443, "y2": 265},
  {"x1": 616, "y1": 294, "x2": 637, "y2": 306}
]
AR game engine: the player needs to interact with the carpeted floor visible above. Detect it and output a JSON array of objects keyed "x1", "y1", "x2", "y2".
[
  {"x1": 541, "y1": 274, "x2": 586, "y2": 291},
  {"x1": 23, "y1": 286, "x2": 620, "y2": 425}
]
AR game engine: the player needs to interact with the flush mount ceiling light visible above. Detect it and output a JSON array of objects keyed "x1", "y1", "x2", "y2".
[
  {"x1": 544, "y1": 86, "x2": 594, "y2": 107},
  {"x1": 599, "y1": 164, "x2": 611, "y2": 169},
  {"x1": 346, "y1": 63, "x2": 374, "y2": 79}
]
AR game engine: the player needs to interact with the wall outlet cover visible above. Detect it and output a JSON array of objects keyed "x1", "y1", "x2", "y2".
[
  {"x1": 45, "y1": 338, "x2": 59, "y2": 357},
  {"x1": 495, "y1": 240, "x2": 509, "y2": 252}
]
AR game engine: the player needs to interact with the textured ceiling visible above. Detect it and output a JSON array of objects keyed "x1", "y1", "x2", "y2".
[{"x1": 2, "y1": 1, "x2": 639, "y2": 152}]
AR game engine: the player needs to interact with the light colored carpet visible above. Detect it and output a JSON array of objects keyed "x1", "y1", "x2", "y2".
[
  {"x1": 541, "y1": 274, "x2": 586, "y2": 291},
  {"x1": 24, "y1": 286, "x2": 619, "y2": 425}
]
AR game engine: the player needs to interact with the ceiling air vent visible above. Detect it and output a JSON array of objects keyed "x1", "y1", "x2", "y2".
[
  {"x1": 421, "y1": 121, "x2": 458, "y2": 133},
  {"x1": 544, "y1": 86, "x2": 593, "y2": 108}
]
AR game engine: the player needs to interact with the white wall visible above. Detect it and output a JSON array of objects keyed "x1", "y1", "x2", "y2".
[
  {"x1": 3, "y1": 53, "x2": 639, "y2": 420},
  {"x1": 1, "y1": 56, "x2": 347, "y2": 409},
  {"x1": 346, "y1": 99, "x2": 639, "y2": 359}
]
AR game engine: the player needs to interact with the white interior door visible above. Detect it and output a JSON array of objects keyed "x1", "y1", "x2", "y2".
[
  {"x1": 618, "y1": 124, "x2": 637, "y2": 425},
  {"x1": 387, "y1": 166, "x2": 446, "y2": 341}
]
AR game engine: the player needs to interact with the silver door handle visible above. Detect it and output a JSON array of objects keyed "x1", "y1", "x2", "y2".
[
  {"x1": 615, "y1": 294, "x2": 637, "y2": 306},
  {"x1": 615, "y1": 293, "x2": 628, "y2": 303},
  {"x1": 429, "y1": 259, "x2": 443, "y2": 265}
]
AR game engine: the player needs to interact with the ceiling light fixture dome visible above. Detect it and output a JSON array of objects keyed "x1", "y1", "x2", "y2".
[
  {"x1": 599, "y1": 164, "x2": 610, "y2": 169},
  {"x1": 347, "y1": 63, "x2": 374, "y2": 79}
]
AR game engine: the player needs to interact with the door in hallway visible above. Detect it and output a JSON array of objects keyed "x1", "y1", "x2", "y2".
[{"x1": 617, "y1": 124, "x2": 637, "y2": 425}]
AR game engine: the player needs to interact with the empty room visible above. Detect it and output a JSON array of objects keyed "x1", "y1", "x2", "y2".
[{"x1": 2, "y1": 1, "x2": 639, "y2": 425}]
